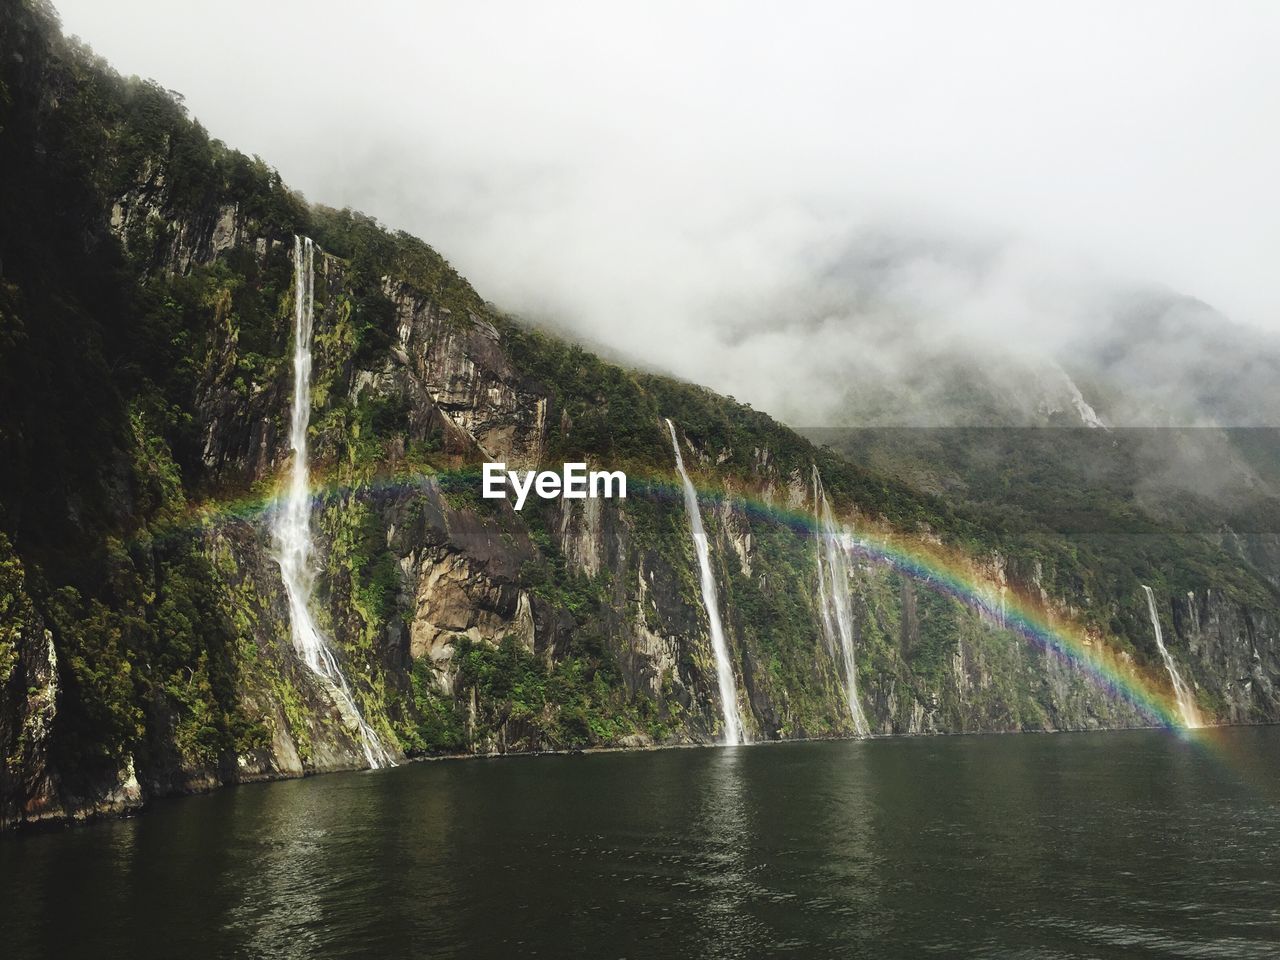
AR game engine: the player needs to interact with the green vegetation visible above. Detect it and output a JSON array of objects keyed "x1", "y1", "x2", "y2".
[
  {"x1": 0, "y1": 534, "x2": 34, "y2": 689},
  {"x1": 907, "y1": 589, "x2": 962, "y2": 684},
  {"x1": 719, "y1": 512, "x2": 843, "y2": 737},
  {"x1": 407, "y1": 659, "x2": 467, "y2": 753},
  {"x1": 450, "y1": 634, "x2": 640, "y2": 751},
  {"x1": 324, "y1": 498, "x2": 403, "y2": 632}
]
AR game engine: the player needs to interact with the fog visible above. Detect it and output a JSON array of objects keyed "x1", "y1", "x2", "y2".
[{"x1": 55, "y1": 1, "x2": 1280, "y2": 424}]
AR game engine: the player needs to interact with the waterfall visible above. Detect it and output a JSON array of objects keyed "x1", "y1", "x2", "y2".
[
  {"x1": 812, "y1": 467, "x2": 871, "y2": 737},
  {"x1": 274, "y1": 236, "x2": 394, "y2": 769},
  {"x1": 665, "y1": 419, "x2": 747, "y2": 745},
  {"x1": 1141, "y1": 585, "x2": 1199, "y2": 729}
]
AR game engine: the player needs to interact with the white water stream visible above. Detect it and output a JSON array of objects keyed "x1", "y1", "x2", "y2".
[
  {"x1": 1141, "y1": 585, "x2": 1199, "y2": 728},
  {"x1": 665, "y1": 419, "x2": 747, "y2": 745},
  {"x1": 274, "y1": 236, "x2": 393, "y2": 768},
  {"x1": 812, "y1": 467, "x2": 871, "y2": 737}
]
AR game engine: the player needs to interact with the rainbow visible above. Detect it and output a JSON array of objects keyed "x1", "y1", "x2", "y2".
[
  {"x1": 154, "y1": 461, "x2": 1197, "y2": 733},
  {"x1": 632, "y1": 477, "x2": 1193, "y2": 732}
]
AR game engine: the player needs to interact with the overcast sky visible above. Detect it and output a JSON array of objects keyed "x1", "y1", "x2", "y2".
[{"x1": 55, "y1": 0, "x2": 1280, "y2": 419}]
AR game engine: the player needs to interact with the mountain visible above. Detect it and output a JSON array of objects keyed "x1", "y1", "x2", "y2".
[
  {"x1": 736, "y1": 227, "x2": 1280, "y2": 432},
  {"x1": 782, "y1": 250, "x2": 1280, "y2": 598},
  {"x1": 1, "y1": 1, "x2": 1278, "y2": 829},
  {"x1": 733, "y1": 231, "x2": 1280, "y2": 582}
]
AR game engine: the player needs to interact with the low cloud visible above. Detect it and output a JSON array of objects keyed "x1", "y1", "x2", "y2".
[{"x1": 56, "y1": 0, "x2": 1280, "y2": 425}]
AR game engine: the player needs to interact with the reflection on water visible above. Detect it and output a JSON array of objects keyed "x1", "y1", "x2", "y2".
[
  {"x1": 3, "y1": 728, "x2": 1280, "y2": 959},
  {"x1": 228, "y1": 780, "x2": 341, "y2": 958},
  {"x1": 693, "y1": 747, "x2": 753, "y2": 953}
]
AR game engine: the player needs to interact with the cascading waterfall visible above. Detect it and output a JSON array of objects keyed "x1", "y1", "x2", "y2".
[
  {"x1": 274, "y1": 236, "x2": 394, "y2": 769},
  {"x1": 1141, "y1": 585, "x2": 1199, "y2": 728},
  {"x1": 811, "y1": 467, "x2": 871, "y2": 737},
  {"x1": 665, "y1": 418, "x2": 747, "y2": 746}
]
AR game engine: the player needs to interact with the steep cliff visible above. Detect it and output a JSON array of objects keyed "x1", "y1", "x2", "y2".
[{"x1": 2, "y1": 1, "x2": 1278, "y2": 828}]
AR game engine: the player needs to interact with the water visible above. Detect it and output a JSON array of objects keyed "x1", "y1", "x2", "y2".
[
  {"x1": 274, "y1": 236, "x2": 392, "y2": 768},
  {"x1": 1142, "y1": 585, "x2": 1200, "y2": 729},
  {"x1": 666, "y1": 418, "x2": 748, "y2": 745},
  {"x1": 3, "y1": 729, "x2": 1278, "y2": 958},
  {"x1": 812, "y1": 467, "x2": 871, "y2": 737}
]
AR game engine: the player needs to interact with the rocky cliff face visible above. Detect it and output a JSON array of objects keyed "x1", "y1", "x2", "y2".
[
  {"x1": 1, "y1": 0, "x2": 1278, "y2": 829},
  {"x1": 1173, "y1": 590, "x2": 1279, "y2": 723}
]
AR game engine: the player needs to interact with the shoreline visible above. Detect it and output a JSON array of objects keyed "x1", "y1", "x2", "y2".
[{"x1": 8, "y1": 718, "x2": 1263, "y2": 837}]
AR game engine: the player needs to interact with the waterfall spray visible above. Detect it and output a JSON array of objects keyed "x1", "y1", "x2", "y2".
[
  {"x1": 665, "y1": 419, "x2": 747, "y2": 745},
  {"x1": 1141, "y1": 585, "x2": 1199, "y2": 729},
  {"x1": 274, "y1": 236, "x2": 394, "y2": 769},
  {"x1": 812, "y1": 467, "x2": 871, "y2": 737}
]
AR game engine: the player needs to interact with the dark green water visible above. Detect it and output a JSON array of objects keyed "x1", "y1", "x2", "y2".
[{"x1": 3, "y1": 728, "x2": 1279, "y2": 959}]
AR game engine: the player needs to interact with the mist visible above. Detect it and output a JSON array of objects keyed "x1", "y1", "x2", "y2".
[{"x1": 54, "y1": 0, "x2": 1280, "y2": 425}]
